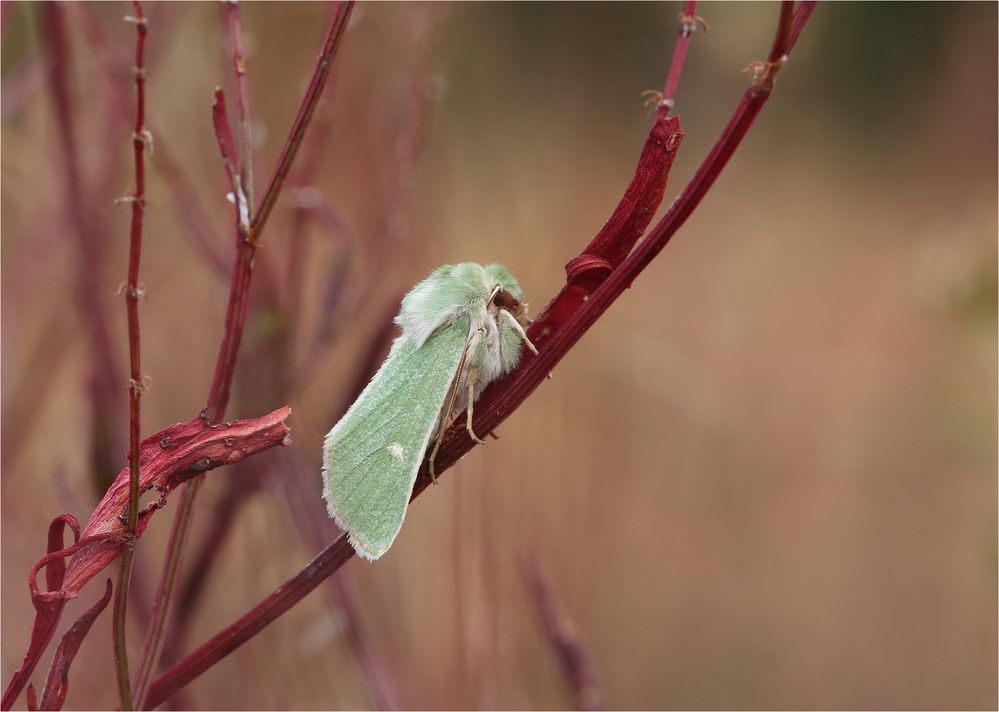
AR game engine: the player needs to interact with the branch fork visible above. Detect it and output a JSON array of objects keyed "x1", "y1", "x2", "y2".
[{"x1": 1, "y1": 407, "x2": 292, "y2": 709}]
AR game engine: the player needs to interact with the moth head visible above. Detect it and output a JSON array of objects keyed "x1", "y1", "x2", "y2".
[
  {"x1": 482, "y1": 263, "x2": 529, "y2": 322},
  {"x1": 491, "y1": 286, "x2": 530, "y2": 325}
]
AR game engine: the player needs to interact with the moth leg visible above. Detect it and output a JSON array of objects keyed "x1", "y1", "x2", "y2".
[
  {"x1": 501, "y1": 309, "x2": 538, "y2": 355},
  {"x1": 428, "y1": 435, "x2": 442, "y2": 484},
  {"x1": 460, "y1": 327, "x2": 489, "y2": 445},
  {"x1": 488, "y1": 431, "x2": 500, "y2": 440},
  {"x1": 428, "y1": 326, "x2": 483, "y2": 484},
  {"x1": 465, "y1": 373, "x2": 488, "y2": 445}
]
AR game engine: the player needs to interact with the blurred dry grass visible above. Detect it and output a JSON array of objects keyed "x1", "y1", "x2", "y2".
[{"x1": 2, "y1": 2, "x2": 996, "y2": 709}]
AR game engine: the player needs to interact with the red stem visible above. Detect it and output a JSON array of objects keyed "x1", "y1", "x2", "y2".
[
  {"x1": 145, "y1": 4, "x2": 817, "y2": 703},
  {"x1": 112, "y1": 2, "x2": 147, "y2": 708},
  {"x1": 40, "y1": 580, "x2": 115, "y2": 711},
  {"x1": 145, "y1": 541, "x2": 355, "y2": 709},
  {"x1": 223, "y1": 0, "x2": 254, "y2": 212},
  {"x1": 660, "y1": 0, "x2": 699, "y2": 113},
  {"x1": 251, "y1": 1, "x2": 353, "y2": 240},
  {"x1": 130, "y1": 462, "x2": 197, "y2": 708},
  {"x1": 42, "y1": 1, "x2": 125, "y2": 484},
  {"x1": 206, "y1": 0, "x2": 353, "y2": 423},
  {"x1": 522, "y1": 553, "x2": 603, "y2": 711},
  {"x1": 1, "y1": 516, "x2": 80, "y2": 711}
]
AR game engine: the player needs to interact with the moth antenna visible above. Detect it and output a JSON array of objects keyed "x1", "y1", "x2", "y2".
[{"x1": 502, "y1": 309, "x2": 539, "y2": 355}]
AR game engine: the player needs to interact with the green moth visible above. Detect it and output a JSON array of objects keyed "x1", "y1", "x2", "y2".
[{"x1": 322, "y1": 262, "x2": 538, "y2": 560}]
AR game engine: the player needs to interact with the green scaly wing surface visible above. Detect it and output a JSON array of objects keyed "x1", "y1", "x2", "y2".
[{"x1": 322, "y1": 323, "x2": 467, "y2": 560}]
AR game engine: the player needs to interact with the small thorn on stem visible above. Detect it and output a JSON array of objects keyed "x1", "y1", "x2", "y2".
[
  {"x1": 133, "y1": 128, "x2": 154, "y2": 155},
  {"x1": 744, "y1": 55, "x2": 788, "y2": 95},
  {"x1": 115, "y1": 191, "x2": 144, "y2": 207},
  {"x1": 677, "y1": 12, "x2": 709, "y2": 37},
  {"x1": 128, "y1": 375, "x2": 153, "y2": 393},
  {"x1": 640, "y1": 89, "x2": 672, "y2": 117}
]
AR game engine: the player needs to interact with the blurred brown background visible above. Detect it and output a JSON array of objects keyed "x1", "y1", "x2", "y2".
[{"x1": 2, "y1": 2, "x2": 996, "y2": 709}]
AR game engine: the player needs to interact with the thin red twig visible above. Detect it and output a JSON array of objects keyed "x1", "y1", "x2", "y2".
[
  {"x1": 41, "y1": 1, "x2": 126, "y2": 488},
  {"x1": 112, "y1": 3, "x2": 148, "y2": 707},
  {"x1": 130, "y1": 462, "x2": 197, "y2": 708},
  {"x1": 223, "y1": 0, "x2": 254, "y2": 212},
  {"x1": 660, "y1": 0, "x2": 701, "y2": 115},
  {"x1": 522, "y1": 553, "x2": 603, "y2": 711},
  {"x1": 144, "y1": 4, "x2": 817, "y2": 702},
  {"x1": 39, "y1": 579, "x2": 114, "y2": 711},
  {"x1": 2, "y1": 515, "x2": 80, "y2": 710},
  {"x1": 75, "y1": 2, "x2": 231, "y2": 280},
  {"x1": 251, "y1": 1, "x2": 353, "y2": 240},
  {"x1": 152, "y1": 140, "x2": 232, "y2": 279}
]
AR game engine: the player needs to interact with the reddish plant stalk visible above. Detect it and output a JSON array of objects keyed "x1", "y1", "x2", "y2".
[
  {"x1": 2, "y1": 516, "x2": 80, "y2": 711},
  {"x1": 152, "y1": 141, "x2": 231, "y2": 279},
  {"x1": 522, "y1": 554, "x2": 603, "y2": 711},
  {"x1": 206, "y1": 0, "x2": 352, "y2": 424},
  {"x1": 135, "y1": 4, "x2": 354, "y2": 705},
  {"x1": 40, "y1": 580, "x2": 114, "y2": 711},
  {"x1": 660, "y1": 0, "x2": 700, "y2": 113},
  {"x1": 144, "y1": 540, "x2": 354, "y2": 709},
  {"x1": 223, "y1": 0, "x2": 254, "y2": 212},
  {"x1": 251, "y1": 0, "x2": 353, "y2": 240},
  {"x1": 112, "y1": 2, "x2": 148, "y2": 708},
  {"x1": 41, "y1": 1, "x2": 125, "y2": 486},
  {"x1": 144, "y1": 4, "x2": 816, "y2": 703},
  {"x1": 130, "y1": 466, "x2": 197, "y2": 709}
]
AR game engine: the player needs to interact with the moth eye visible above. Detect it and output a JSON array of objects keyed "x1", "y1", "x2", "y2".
[{"x1": 493, "y1": 288, "x2": 518, "y2": 310}]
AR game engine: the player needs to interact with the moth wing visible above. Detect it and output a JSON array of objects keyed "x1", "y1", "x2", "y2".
[{"x1": 322, "y1": 324, "x2": 468, "y2": 560}]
